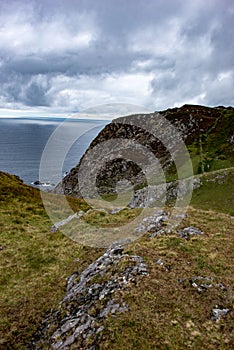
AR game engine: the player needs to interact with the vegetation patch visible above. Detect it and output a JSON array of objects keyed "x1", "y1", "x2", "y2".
[
  {"x1": 100, "y1": 207, "x2": 234, "y2": 350},
  {"x1": 0, "y1": 145, "x2": 233, "y2": 349},
  {"x1": 0, "y1": 172, "x2": 102, "y2": 349}
]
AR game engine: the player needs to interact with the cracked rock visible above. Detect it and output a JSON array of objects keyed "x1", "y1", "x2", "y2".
[
  {"x1": 212, "y1": 308, "x2": 230, "y2": 322},
  {"x1": 178, "y1": 226, "x2": 203, "y2": 239},
  {"x1": 29, "y1": 245, "x2": 147, "y2": 350},
  {"x1": 178, "y1": 276, "x2": 228, "y2": 294},
  {"x1": 135, "y1": 210, "x2": 169, "y2": 236}
]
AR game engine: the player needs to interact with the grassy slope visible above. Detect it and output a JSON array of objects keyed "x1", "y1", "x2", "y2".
[
  {"x1": 0, "y1": 172, "x2": 101, "y2": 349},
  {"x1": 164, "y1": 107, "x2": 234, "y2": 181},
  {"x1": 0, "y1": 166, "x2": 233, "y2": 349},
  {"x1": 101, "y1": 207, "x2": 234, "y2": 350},
  {"x1": 189, "y1": 108, "x2": 234, "y2": 174},
  {"x1": 191, "y1": 168, "x2": 234, "y2": 216}
]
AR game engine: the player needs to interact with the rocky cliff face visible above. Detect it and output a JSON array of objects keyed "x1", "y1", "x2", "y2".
[{"x1": 54, "y1": 105, "x2": 234, "y2": 200}]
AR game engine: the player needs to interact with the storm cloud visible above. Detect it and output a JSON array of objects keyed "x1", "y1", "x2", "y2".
[{"x1": 0, "y1": 0, "x2": 233, "y2": 116}]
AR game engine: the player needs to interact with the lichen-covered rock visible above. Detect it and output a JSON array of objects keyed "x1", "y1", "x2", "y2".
[
  {"x1": 30, "y1": 245, "x2": 147, "y2": 350},
  {"x1": 178, "y1": 227, "x2": 203, "y2": 239},
  {"x1": 128, "y1": 177, "x2": 200, "y2": 208},
  {"x1": 212, "y1": 308, "x2": 230, "y2": 322},
  {"x1": 178, "y1": 276, "x2": 228, "y2": 294},
  {"x1": 134, "y1": 210, "x2": 169, "y2": 236}
]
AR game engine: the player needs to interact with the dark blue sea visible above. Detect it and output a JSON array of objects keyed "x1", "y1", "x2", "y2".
[{"x1": 0, "y1": 117, "x2": 109, "y2": 188}]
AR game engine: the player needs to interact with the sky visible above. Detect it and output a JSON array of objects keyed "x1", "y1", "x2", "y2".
[{"x1": 0, "y1": 0, "x2": 233, "y2": 119}]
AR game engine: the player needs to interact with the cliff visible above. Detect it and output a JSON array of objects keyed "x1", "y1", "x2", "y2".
[{"x1": 54, "y1": 105, "x2": 234, "y2": 202}]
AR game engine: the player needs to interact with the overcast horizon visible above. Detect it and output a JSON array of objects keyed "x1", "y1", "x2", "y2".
[{"x1": 0, "y1": 0, "x2": 233, "y2": 119}]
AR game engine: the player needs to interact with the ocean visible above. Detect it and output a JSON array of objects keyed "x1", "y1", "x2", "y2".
[{"x1": 0, "y1": 117, "x2": 109, "y2": 188}]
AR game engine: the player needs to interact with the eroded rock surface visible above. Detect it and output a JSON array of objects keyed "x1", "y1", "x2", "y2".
[
  {"x1": 30, "y1": 245, "x2": 147, "y2": 350},
  {"x1": 212, "y1": 308, "x2": 230, "y2": 322},
  {"x1": 178, "y1": 226, "x2": 203, "y2": 239},
  {"x1": 135, "y1": 210, "x2": 169, "y2": 236}
]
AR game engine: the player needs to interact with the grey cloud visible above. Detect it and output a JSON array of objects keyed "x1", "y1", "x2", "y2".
[
  {"x1": 151, "y1": 73, "x2": 177, "y2": 92},
  {"x1": 22, "y1": 81, "x2": 50, "y2": 107},
  {"x1": 205, "y1": 72, "x2": 234, "y2": 106},
  {"x1": 0, "y1": 0, "x2": 233, "y2": 112},
  {"x1": 4, "y1": 49, "x2": 149, "y2": 77},
  {"x1": 0, "y1": 68, "x2": 50, "y2": 107},
  {"x1": 6, "y1": 57, "x2": 53, "y2": 75}
]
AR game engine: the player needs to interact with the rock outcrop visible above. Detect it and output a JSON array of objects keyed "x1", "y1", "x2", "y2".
[
  {"x1": 30, "y1": 245, "x2": 147, "y2": 350},
  {"x1": 128, "y1": 167, "x2": 234, "y2": 208},
  {"x1": 30, "y1": 208, "x2": 232, "y2": 349}
]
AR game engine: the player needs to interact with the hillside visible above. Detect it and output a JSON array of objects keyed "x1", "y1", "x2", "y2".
[
  {"x1": 0, "y1": 172, "x2": 100, "y2": 349},
  {"x1": 0, "y1": 169, "x2": 233, "y2": 349},
  {"x1": 0, "y1": 104, "x2": 233, "y2": 349},
  {"x1": 55, "y1": 105, "x2": 234, "y2": 199}
]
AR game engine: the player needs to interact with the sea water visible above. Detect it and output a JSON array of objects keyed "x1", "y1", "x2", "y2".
[{"x1": 0, "y1": 117, "x2": 109, "y2": 187}]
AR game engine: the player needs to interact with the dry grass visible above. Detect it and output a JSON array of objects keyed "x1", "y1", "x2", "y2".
[
  {"x1": 0, "y1": 172, "x2": 102, "y2": 349},
  {"x1": 0, "y1": 171, "x2": 233, "y2": 349},
  {"x1": 100, "y1": 207, "x2": 234, "y2": 349}
]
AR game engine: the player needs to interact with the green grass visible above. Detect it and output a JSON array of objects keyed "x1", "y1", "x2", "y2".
[
  {"x1": 99, "y1": 168, "x2": 234, "y2": 216},
  {"x1": 100, "y1": 207, "x2": 234, "y2": 350},
  {"x1": 83, "y1": 207, "x2": 141, "y2": 227},
  {"x1": 178, "y1": 108, "x2": 234, "y2": 177},
  {"x1": 191, "y1": 169, "x2": 234, "y2": 215},
  {"x1": 0, "y1": 172, "x2": 102, "y2": 349},
  {"x1": 0, "y1": 170, "x2": 233, "y2": 349},
  {"x1": 0, "y1": 106, "x2": 233, "y2": 348}
]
